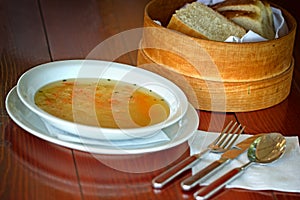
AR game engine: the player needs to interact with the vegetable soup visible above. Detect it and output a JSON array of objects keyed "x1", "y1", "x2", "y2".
[{"x1": 34, "y1": 78, "x2": 170, "y2": 129}]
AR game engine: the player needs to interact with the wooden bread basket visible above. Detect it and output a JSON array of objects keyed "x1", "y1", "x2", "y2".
[{"x1": 137, "y1": 0, "x2": 297, "y2": 112}]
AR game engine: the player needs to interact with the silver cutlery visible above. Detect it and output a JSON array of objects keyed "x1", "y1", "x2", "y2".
[
  {"x1": 152, "y1": 121, "x2": 243, "y2": 189},
  {"x1": 181, "y1": 132, "x2": 262, "y2": 191},
  {"x1": 194, "y1": 132, "x2": 286, "y2": 200}
]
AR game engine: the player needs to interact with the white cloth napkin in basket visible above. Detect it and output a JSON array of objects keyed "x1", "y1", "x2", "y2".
[{"x1": 189, "y1": 131, "x2": 300, "y2": 193}]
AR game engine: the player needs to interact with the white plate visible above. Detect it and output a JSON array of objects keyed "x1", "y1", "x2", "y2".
[
  {"x1": 6, "y1": 86, "x2": 199, "y2": 154},
  {"x1": 17, "y1": 60, "x2": 188, "y2": 140}
]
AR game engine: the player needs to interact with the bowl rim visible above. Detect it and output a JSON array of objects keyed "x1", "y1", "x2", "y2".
[{"x1": 16, "y1": 59, "x2": 189, "y2": 139}]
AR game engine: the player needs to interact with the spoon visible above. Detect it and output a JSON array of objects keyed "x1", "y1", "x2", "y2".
[{"x1": 194, "y1": 132, "x2": 286, "y2": 200}]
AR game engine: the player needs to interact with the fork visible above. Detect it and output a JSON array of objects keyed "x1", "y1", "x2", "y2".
[{"x1": 152, "y1": 121, "x2": 242, "y2": 189}]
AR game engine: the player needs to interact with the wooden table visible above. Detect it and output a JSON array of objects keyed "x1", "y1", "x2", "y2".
[{"x1": 1, "y1": 0, "x2": 299, "y2": 199}]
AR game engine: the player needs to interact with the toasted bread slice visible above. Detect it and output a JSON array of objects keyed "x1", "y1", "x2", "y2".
[{"x1": 212, "y1": 0, "x2": 275, "y2": 39}]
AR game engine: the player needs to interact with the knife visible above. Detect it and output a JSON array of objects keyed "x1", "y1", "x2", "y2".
[
  {"x1": 152, "y1": 121, "x2": 242, "y2": 189},
  {"x1": 181, "y1": 134, "x2": 263, "y2": 191}
]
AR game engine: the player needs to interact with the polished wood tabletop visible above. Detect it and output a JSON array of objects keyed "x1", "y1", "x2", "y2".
[{"x1": 1, "y1": 0, "x2": 299, "y2": 199}]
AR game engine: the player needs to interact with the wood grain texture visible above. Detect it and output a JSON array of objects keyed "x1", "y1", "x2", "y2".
[
  {"x1": 235, "y1": 82, "x2": 300, "y2": 135},
  {"x1": 73, "y1": 143, "x2": 191, "y2": 199},
  {"x1": 0, "y1": 0, "x2": 50, "y2": 116},
  {"x1": 0, "y1": 118, "x2": 82, "y2": 200},
  {"x1": 0, "y1": 0, "x2": 79, "y2": 199},
  {"x1": 138, "y1": 48, "x2": 295, "y2": 112}
]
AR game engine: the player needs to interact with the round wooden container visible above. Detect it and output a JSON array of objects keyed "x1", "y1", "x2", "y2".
[
  {"x1": 137, "y1": 0, "x2": 297, "y2": 112},
  {"x1": 138, "y1": 47, "x2": 294, "y2": 112}
]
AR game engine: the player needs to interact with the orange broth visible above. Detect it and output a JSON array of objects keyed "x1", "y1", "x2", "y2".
[{"x1": 34, "y1": 78, "x2": 170, "y2": 129}]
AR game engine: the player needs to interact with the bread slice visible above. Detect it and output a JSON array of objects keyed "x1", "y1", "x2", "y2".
[
  {"x1": 167, "y1": 2, "x2": 246, "y2": 42},
  {"x1": 212, "y1": 0, "x2": 275, "y2": 39},
  {"x1": 212, "y1": 0, "x2": 262, "y2": 13}
]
